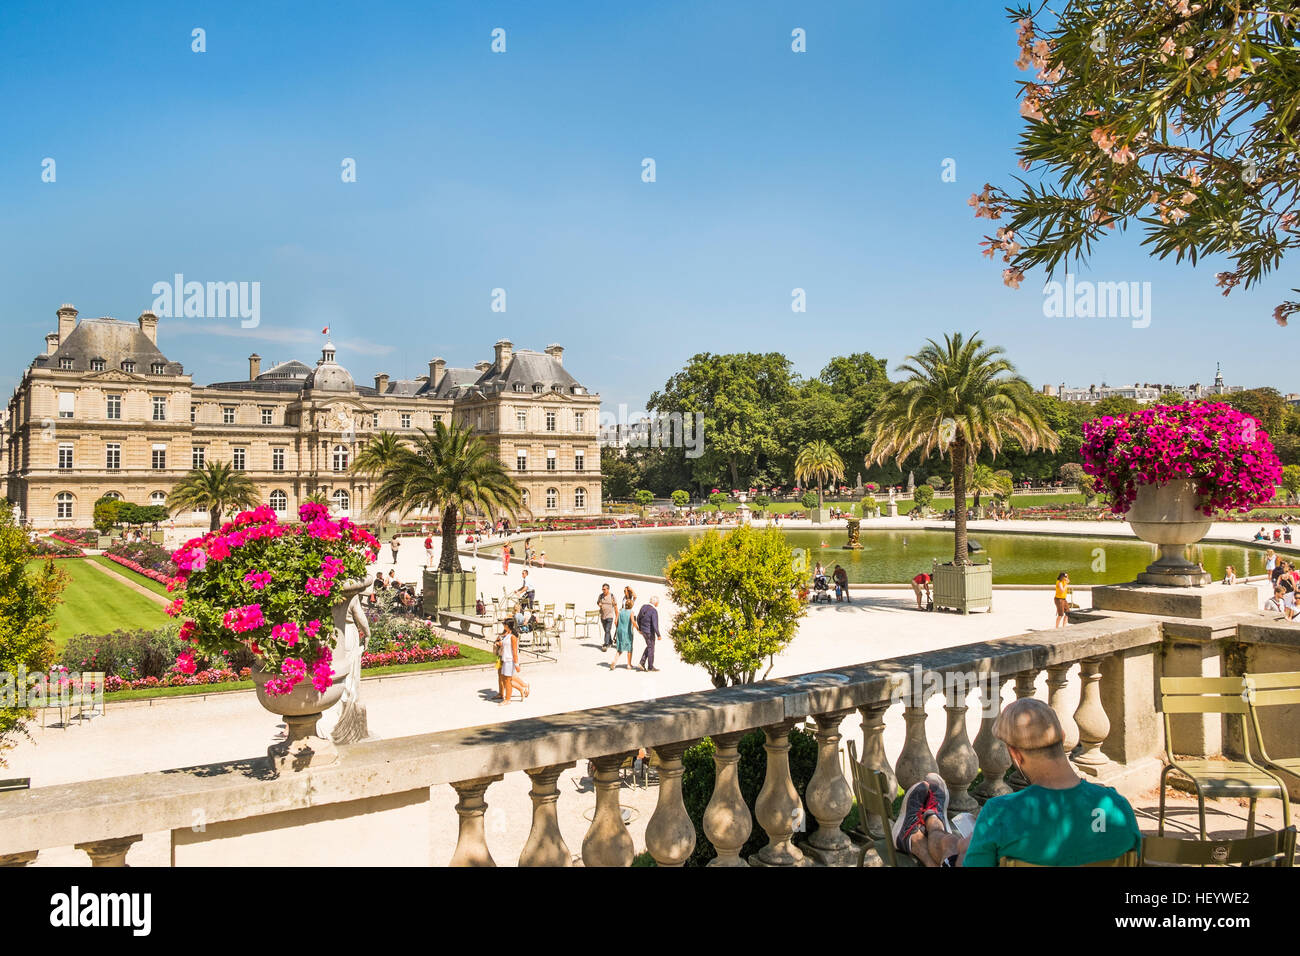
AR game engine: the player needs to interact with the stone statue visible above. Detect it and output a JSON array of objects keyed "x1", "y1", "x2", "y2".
[
  {"x1": 317, "y1": 588, "x2": 371, "y2": 744},
  {"x1": 888, "y1": 487, "x2": 896, "y2": 503}
]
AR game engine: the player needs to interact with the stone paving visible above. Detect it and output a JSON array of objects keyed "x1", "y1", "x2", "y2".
[{"x1": 12, "y1": 523, "x2": 1286, "y2": 865}]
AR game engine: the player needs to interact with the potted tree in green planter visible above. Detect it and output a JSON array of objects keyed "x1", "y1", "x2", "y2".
[
  {"x1": 1081, "y1": 403, "x2": 1281, "y2": 586},
  {"x1": 169, "y1": 501, "x2": 380, "y2": 771},
  {"x1": 865, "y1": 333, "x2": 1057, "y2": 613},
  {"x1": 370, "y1": 419, "x2": 522, "y2": 614},
  {"x1": 911, "y1": 484, "x2": 935, "y2": 517},
  {"x1": 795, "y1": 440, "x2": 844, "y2": 525},
  {"x1": 671, "y1": 489, "x2": 691, "y2": 512},
  {"x1": 752, "y1": 494, "x2": 772, "y2": 519},
  {"x1": 633, "y1": 488, "x2": 655, "y2": 521}
]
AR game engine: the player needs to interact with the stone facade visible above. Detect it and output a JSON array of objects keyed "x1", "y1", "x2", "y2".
[{"x1": 4, "y1": 305, "x2": 602, "y2": 527}]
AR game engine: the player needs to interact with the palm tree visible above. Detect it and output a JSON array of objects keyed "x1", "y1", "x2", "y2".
[
  {"x1": 168, "y1": 461, "x2": 260, "y2": 532},
  {"x1": 351, "y1": 431, "x2": 408, "y2": 534},
  {"x1": 864, "y1": 333, "x2": 1057, "y2": 563},
  {"x1": 794, "y1": 440, "x2": 845, "y2": 515},
  {"x1": 370, "y1": 419, "x2": 523, "y2": 573}
]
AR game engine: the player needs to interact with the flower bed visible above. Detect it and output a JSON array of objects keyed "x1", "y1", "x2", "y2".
[
  {"x1": 104, "y1": 667, "x2": 253, "y2": 693},
  {"x1": 360, "y1": 642, "x2": 461, "y2": 668},
  {"x1": 50, "y1": 531, "x2": 96, "y2": 549},
  {"x1": 30, "y1": 539, "x2": 84, "y2": 558},
  {"x1": 107, "y1": 539, "x2": 177, "y2": 577},
  {"x1": 105, "y1": 552, "x2": 175, "y2": 585},
  {"x1": 1081, "y1": 402, "x2": 1282, "y2": 515}
]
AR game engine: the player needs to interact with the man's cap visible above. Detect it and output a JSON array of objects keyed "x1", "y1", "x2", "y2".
[{"x1": 993, "y1": 698, "x2": 1064, "y2": 749}]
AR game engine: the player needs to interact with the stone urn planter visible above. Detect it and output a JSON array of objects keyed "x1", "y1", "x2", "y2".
[
  {"x1": 251, "y1": 577, "x2": 367, "y2": 772},
  {"x1": 1126, "y1": 479, "x2": 1212, "y2": 587}
]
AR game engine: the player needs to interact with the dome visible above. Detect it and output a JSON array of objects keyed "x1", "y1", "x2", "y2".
[{"x1": 304, "y1": 341, "x2": 355, "y2": 392}]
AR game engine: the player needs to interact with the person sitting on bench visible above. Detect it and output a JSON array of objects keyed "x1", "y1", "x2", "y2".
[{"x1": 512, "y1": 569, "x2": 536, "y2": 609}]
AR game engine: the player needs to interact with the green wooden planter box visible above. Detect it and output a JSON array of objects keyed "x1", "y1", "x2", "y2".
[
  {"x1": 422, "y1": 569, "x2": 478, "y2": 614},
  {"x1": 932, "y1": 561, "x2": 993, "y2": 615}
]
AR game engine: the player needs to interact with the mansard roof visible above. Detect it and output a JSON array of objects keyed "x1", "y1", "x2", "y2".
[{"x1": 36, "y1": 318, "x2": 183, "y2": 374}]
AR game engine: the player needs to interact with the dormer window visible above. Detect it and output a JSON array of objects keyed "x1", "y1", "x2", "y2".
[
  {"x1": 58, "y1": 357, "x2": 73, "y2": 370},
  {"x1": 571, "y1": 386, "x2": 585, "y2": 395},
  {"x1": 552, "y1": 384, "x2": 563, "y2": 392},
  {"x1": 91, "y1": 358, "x2": 105, "y2": 372},
  {"x1": 513, "y1": 383, "x2": 526, "y2": 393},
  {"x1": 121, "y1": 361, "x2": 135, "y2": 373},
  {"x1": 152, "y1": 363, "x2": 165, "y2": 375},
  {"x1": 533, "y1": 384, "x2": 543, "y2": 393}
]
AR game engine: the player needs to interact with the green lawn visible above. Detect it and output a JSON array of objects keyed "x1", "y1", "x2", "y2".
[
  {"x1": 28, "y1": 558, "x2": 171, "y2": 649},
  {"x1": 88, "y1": 555, "x2": 171, "y2": 597}
]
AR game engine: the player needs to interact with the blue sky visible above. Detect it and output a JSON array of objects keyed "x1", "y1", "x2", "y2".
[{"x1": 1, "y1": 0, "x2": 1293, "y2": 412}]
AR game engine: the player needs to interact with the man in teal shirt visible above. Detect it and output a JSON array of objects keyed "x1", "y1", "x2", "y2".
[{"x1": 963, "y1": 698, "x2": 1142, "y2": 867}]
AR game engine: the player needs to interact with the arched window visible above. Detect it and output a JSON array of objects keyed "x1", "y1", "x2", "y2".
[
  {"x1": 55, "y1": 492, "x2": 74, "y2": 519},
  {"x1": 545, "y1": 487, "x2": 558, "y2": 510},
  {"x1": 269, "y1": 490, "x2": 288, "y2": 513},
  {"x1": 102, "y1": 491, "x2": 122, "y2": 501},
  {"x1": 332, "y1": 444, "x2": 348, "y2": 472},
  {"x1": 150, "y1": 491, "x2": 167, "y2": 506},
  {"x1": 332, "y1": 489, "x2": 350, "y2": 512},
  {"x1": 574, "y1": 487, "x2": 586, "y2": 510}
]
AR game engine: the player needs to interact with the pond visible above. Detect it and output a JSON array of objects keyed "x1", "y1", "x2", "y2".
[{"x1": 532, "y1": 527, "x2": 1271, "y2": 586}]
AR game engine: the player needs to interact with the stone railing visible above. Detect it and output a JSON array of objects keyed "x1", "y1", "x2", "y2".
[{"x1": 3, "y1": 612, "x2": 1298, "y2": 867}]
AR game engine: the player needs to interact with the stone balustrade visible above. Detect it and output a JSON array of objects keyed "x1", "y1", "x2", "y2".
[{"x1": 4, "y1": 611, "x2": 1299, "y2": 867}]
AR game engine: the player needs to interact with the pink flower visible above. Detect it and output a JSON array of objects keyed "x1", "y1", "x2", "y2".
[
  {"x1": 299, "y1": 502, "x2": 330, "y2": 523},
  {"x1": 165, "y1": 598, "x2": 185, "y2": 617},
  {"x1": 243, "y1": 571, "x2": 273, "y2": 590},
  {"x1": 175, "y1": 650, "x2": 197, "y2": 675},
  {"x1": 305, "y1": 577, "x2": 332, "y2": 597},
  {"x1": 305, "y1": 619, "x2": 322, "y2": 638},
  {"x1": 271, "y1": 621, "x2": 301, "y2": 646},
  {"x1": 221, "y1": 603, "x2": 265, "y2": 633},
  {"x1": 320, "y1": 556, "x2": 345, "y2": 580}
]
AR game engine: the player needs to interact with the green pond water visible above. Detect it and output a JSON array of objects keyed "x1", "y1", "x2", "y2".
[{"x1": 536, "y1": 528, "x2": 1271, "y2": 586}]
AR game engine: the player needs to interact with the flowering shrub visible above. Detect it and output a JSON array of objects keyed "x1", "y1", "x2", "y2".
[
  {"x1": 104, "y1": 667, "x2": 253, "y2": 693},
  {"x1": 361, "y1": 643, "x2": 461, "y2": 668},
  {"x1": 170, "y1": 503, "x2": 379, "y2": 696},
  {"x1": 1081, "y1": 403, "x2": 1283, "y2": 516},
  {"x1": 31, "y1": 538, "x2": 83, "y2": 558},
  {"x1": 107, "y1": 540, "x2": 176, "y2": 577},
  {"x1": 50, "y1": 531, "x2": 95, "y2": 549}
]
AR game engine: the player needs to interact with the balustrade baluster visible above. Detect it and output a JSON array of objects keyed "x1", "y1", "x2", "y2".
[
  {"x1": 1006, "y1": 669, "x2": 1040, "y2": 790},
  {"x1": 752, "y1": 718, "x2": 807, "y2": 866},
  {"x1": 972, "y1": 674, "x2": 1012, "y2": 802},
  {"x1": 895, "y1": 692, "x2": 939, "y2": 791},
  {"x1": 74, "y1": 835, "x2": 142, "y2": 867},
  {"x1": 519, "y1": 763, "x2": 574, "y2": 867},
  {"x1": 1073, "y1": 656, "x2": 1111, "y2": 774},
  {"x1": 449, "y1": 775, "x2": 503, "y2": 866},
  {"x1": 803, "y1": 710, "x2": 856, "y2": 866},
  {"x1": 856, "y1": 703, "x2": 896, "y2": 833},
  {"x1": 646, "y1": 741, "x2": 697, "y2": 867},
  {"x1": 703, "y1": 731, "x2": 752, "y2": 867},
  {"x1": 581, "y1": 753, "x2": 635, "y2": 867},
  {"x1": 1046, "y1": 664, "x2": 1080, "y2": 752},
  {"x1": 935, "y1": 683, "x2": 979, "y2": 813}
]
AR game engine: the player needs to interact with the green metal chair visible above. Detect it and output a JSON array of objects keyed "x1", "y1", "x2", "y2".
[
  {"x1": 999, "y1": 851, "x2": 1137, "y2": 867},
  {"x1": 1140, "y1": 827, "x2": 1296, "y2": 867},
  {"x1": 0, "y1": 778, "x2": 31, "y2": 792},
  {"x1": 1158, "y1": 676, "x2": 1291, "y2": 840},
  {"x1": 1243, "y1": 671, "x2": 1300, "y2": 792},
  {"x1": 845, "y1": 740, "x2": 912, "y2": 867}
]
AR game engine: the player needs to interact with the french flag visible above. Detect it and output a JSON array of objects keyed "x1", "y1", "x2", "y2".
[{"x1": 321, "y1": 325, "x2": 330, "y2": 335}]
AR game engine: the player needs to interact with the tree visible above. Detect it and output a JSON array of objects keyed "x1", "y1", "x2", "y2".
[
  {"x1": 352, "y1": 431, "x2": 409, "y2": 532},
  {"x1": 671, "y1": 490, "x2": 690, "y2": 509},
  {"x1": 912, "y1": 484, "x2": 935, "y2": 513},
  {"x1": 753, "y1": 494, "x2": 772, "y2": 516},
  {"x1": 800, "y1": 490, "x2": 818, "y2": 510},
  {"x1": 633, "y1": 489, "x2": 654, "y2": 518},
  {"x1": 1224, "y1": 388, "x2": 1285, "y2": 438},
  {"x1": 93, "y1": 497, "x2": 123, "y2": 534},
  {"x1": 865, "y1": 333, "x2": 1058, "y2": 563},
  {"x1": 665, "y1": 526, "x2": 806, "y2": 687},
  {"x1": 600, "y1": 446, "x2": 641, "y2": 500},
  {"x1": 708, "y1": 491, "x2": 728, "y2": 511},
  {"x1": 168, "y1": 461, "x2": 260, "y2": 531},
  {"x1": 968, "y1": 464, "x2": 1000, "y2": 513},
  {"x1": 0, "y1": 501, "x2": 67, "y2": 765},
  {"x1": 370, "y1": 419, "x2": 523, "y2": 573},
  {"x1": 975, "y1": 4, "x2": 1300, "y2": 326},
  {"x1": 794, "y1": 440, "x2": 845, "y2": 515},
  {"x1": 1282, "y1": 465, "x2": 1300, "y2": 504}
]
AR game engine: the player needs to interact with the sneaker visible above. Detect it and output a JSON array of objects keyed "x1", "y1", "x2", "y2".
[
  {"x1": 892, "y1": 780, "x2": 932, "y2": 852},
  {"x1": 923, "y1": 773, "x2": 951, "y2": 831}
]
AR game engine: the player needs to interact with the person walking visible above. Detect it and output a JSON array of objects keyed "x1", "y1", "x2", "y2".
[
  {"x1": 494, "y1": 618, "x2": 529, "y2": 704},
  {"x1": 389, "y1": 536, "x2": 400, "y2": 568},
  {"x1": 524, "y1": 537, "x2": 534, "y2": 567},
  {"x1": 1054, "y1": 571, "x2": 1070, "y2": 628},
  {"x1": 501, "y1": 544, "x2": 511, "y2": 576},
  {"x1": 637, "y1": 596, "x2": 661, "y2": 671},
  {"x1": 424, "y1": 534, "x2": 434, "y2": 568},
  {"x1": 597, "y1": 583, "x2": 618, "y2": 650},
  {"x1": 610, "y1": 597, "x2": 635, "y2": 671}
]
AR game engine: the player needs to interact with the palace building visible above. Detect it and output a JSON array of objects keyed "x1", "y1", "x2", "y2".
[{"x1": 3, "y1": 305, "x2": 602, "y2": 527}]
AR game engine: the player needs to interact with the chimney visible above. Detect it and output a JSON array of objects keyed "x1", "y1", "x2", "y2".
[
  {"x1": 544, "y1": 343, "x2": 564, "y2": 366},
  {"x1": 249, "y1": 353, "x2": 262, "y2": 380},
  {"x1": 44, "y1": 332, "x2": 60, "y2": 356},
  {"x1": 474, "y1": 361, "x2": 492, "y2": 373},
  {"x1": 429, "y1": 358, "x2": 446, "y2": 389},
  {"x1": 493, "y1": 338, "x2": 513, "y2": 370},
  {"x1": 138, "y1": 310, "x2": 159, "y2": 345},
  {"x1": 374, "y1": 373, "x2": 390, "y2": 394},
  {"x1": 57, "y1": 304, "x2": 78, "y2": 346}
]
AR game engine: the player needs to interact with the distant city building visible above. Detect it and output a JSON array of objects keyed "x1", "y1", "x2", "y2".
[
  {"x1": 1044, "y1": 365, "x2": 1245, "y2": 405},
  {"x1": 598, "y1": 417, "x2": 653, "y2": 456}
]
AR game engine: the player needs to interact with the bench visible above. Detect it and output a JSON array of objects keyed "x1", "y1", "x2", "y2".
[{"x1": 437, "y1": 610, "x2": 497, "y2": 642}]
